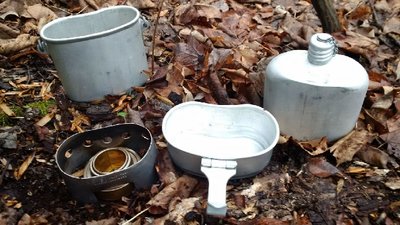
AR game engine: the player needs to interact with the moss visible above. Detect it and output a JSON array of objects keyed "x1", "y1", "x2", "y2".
[{"x1": 24, "y1": 99, "x2": 56, "y2": 116}]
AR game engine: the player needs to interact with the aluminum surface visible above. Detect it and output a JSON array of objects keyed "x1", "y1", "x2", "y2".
[
  {"x1": 264, "y1": 33, "x2": 368, "y2": 141},
  {"x1": 162, "y1": 101, "x2": 280, "y2": 216},
  {"x1": 39, "y1": 6, "x2": 148, "y2": 101},
  {"x1": 56, "y1": 123, "x2": 157, "y2": 203}
]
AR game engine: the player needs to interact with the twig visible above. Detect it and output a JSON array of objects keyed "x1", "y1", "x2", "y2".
[
  {"x1": 151, "y1": 0, "x2": 166, "y2": 77},
  {"x1": 207, "y1": 67, "x2": 231, "y2": 105},
  {"x1": 121, "y1": 207, "x2": 149, "y2": 225},
  {"x1": 0, "y1": 158, "x2": 10, "y2": 186}
]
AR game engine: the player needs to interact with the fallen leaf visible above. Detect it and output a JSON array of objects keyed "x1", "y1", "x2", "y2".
[
  {"x1": 35, "y1": 112, "x2": 54, "y2": 127},
  {"x1": 174, "y1": 36, "x2": 208, "y2": 70},
  {"x1": 85, "y1": 217, "x2": 118, "y2": 225},
  {"x1": 298, "y1": 137, "x2": 329, "y2": 156},
  {"x1": 330, "y1": 129, "x2": 371, "y2": 166},
  {"x1": 307, "y1": 157, "x2": 344, "y2": 178},
  {"x1": 175, "y1": 3, "x2": 221, "y2": 26},
  {"x1": 14, "y1": 152, "x2": 35, "y2": 180},
  {"x1": 0, "y1": 34, "x2": 39, "y2": 55},
  {"x1": 356, "y1": 146, "x2": 390, "y2": 168},
  {"x1": 0, "y1": 0, "x2": 25, "y2": 19},
  {"x1": 383, "y1": 17, "x2": 400, "y2": 35},
  {"x1": 26, "y1": 4, "x2": 57, "y2": 20},
  {"x1": 371, "y1": 91, "x2": 394, "y2": 109},
  {"x1": 155, "y1": 148, "x2": 178, "y2": 186},
  {"x1": 126, "y1": 107, "x2": 144, "y2": 126},
  {"x1": 241, "y1": 173, "x2": 290, "y2": 198},
  {"x1": 380, "y1": 129, "x2": 400, "y2": 159},
  {"x1": 0, "y1": 103, "x2": 15, "y2": 116},
  {"x1": 152, "y1": 197, "x2": 200, "y2": 225},
  {"x1": 345, "y1": 166, "x2": 371, "y2": 175},
  {"x1": 147, "y1": 175, "x2": 198, "y2": 214},
  {"x1": 128, "y1": 0, "x2": 156, "y2": 9},
  {"x1": 0, "y1": 23, "x2": 19, "y2": 39},
  {"x1": 385, "y1": 178, "x2": 400, "y2": 190},
  {"x1": 238, "y1": 217, "x2": 291, "y2": 225}
]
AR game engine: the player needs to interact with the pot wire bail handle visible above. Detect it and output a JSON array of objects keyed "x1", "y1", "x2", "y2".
[
  {"x1": 37, "y1": 38, "x2": 48, "y2": 54},
  {"x1": 200, "y1": 158, "x2": 237, "y2": 216}
]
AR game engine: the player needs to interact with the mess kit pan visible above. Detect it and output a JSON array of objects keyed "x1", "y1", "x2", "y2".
[{"x1": 162, "y1": 102, "x2": 280, "y2": 216}]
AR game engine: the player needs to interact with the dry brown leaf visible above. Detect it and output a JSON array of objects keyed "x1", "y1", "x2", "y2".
[
  {"x1": 383, "y1": 17, "x2": 400, "y2": 35},
  {"x1": 385, "y1": 178, "x2": 400, "y2": 190},
  {"x1": 147, "y1": 175, "x2": 198, "y2": 214},
  {"x1": 356, "y1": 146, "x2": 390, "y2": 169},
  {"x1": 155, "y1": 148, "x2": 178, "y2": 186},
  {"x1": 298, "y1": 137, "x2": 329, "y2": 156},
  {"x1": 18, "y1": 213, "x2": 49, "y2": 225},
  {"x1": 0, "y1": 23, "x2": 19, "y2": 39},
  {"x1": 0, "y1": 103, "x2": 15, "y2": 116},
  {"x1": 380, "y1": 129, "x2": 400, "y2": 159},
  {"x1": 0, "y1": 34, "x2": 39, "y2": 55},
  {"x1": 14, "y1": 152, "x2": 35, "y2": 180},
  {"x1": 175, "y1": 3, "x2": 221, "y2": 25},
  {"x1": 241, "y1": 174, "x2": 289, "y2": 198},
  {"x1": 26, "y1": 4, "x2": 57, "y2": 20},
  {"x1": 126, "y1": 107, "x2": 144, "y2": 126},
  {"x1": 235, "y1": 45, "x2": 259, "y2": 69},
  {"x1": 330, "y1": 129, "x2": 371, "y2": 166},
  {"x1": 35, "y1": 113, "x2": 54, "y2": 127},
  {"x1": 307, "y1": 157, "x2": 344, "y2": 178},
  {"x1": 334, "y1": 31, "x2": 379, "y2": 58},
  {"x1": 85, "y1": 217, "x2": 118, "y2": 225},
  {"x1": 0, "y1": 0, "x2": 25, "y2": 19},
  {"x1": 152, "y1": 197, "x2": 200, "y2": 225},
  {"x1": 371, "y1": 91, "x2": 394, "y2": 109},
  {"x1": 128, "y1": 0, "x2": 156, "y2": 9}
]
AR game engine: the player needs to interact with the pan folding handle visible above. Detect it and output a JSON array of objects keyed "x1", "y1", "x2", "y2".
[{"x1": 200, "y1": 158, "x2": 237, "y2": 216}]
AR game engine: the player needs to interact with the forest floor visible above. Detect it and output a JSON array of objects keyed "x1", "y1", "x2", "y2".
[{"x1": 0, "y1": 0, "x2": 399, "y2": 224}]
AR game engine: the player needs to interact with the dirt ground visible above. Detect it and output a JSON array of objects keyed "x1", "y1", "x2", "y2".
[{"x1": 0, "y1": 0, "x2": 399, "y2": 224}]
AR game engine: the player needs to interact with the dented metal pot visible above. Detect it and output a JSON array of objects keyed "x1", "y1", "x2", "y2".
[
  {"x1": 55, "y1": 124, "x2": 157, "y2": 202},
  {"x1": 162, "y1": 102, "x2": 279, "y2": 216}
]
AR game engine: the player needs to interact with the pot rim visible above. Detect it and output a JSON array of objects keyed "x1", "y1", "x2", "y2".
[
  {"x1": 162, "y1": 101, "x2": 280, "y2": 160},
  {"x1": 39, "y1": 5, "x2": 140, "y2": 44}
]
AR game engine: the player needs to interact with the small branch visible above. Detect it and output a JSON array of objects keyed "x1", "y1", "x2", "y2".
[
  {"x1": 311, "y1": 0, "x2": 342, "y2": 33},
  {"x1": 207, "y1": 68, "x2": 231, "y2": 105},
  {"x1": 151, "y1": 0, "x2": 166, "y2": 77},
  {"x1": 121, "y1": 207, "x2": 149, "y2": 225}
]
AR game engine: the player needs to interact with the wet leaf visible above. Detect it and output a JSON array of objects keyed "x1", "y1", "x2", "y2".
[
  {"x1": 307, "y1": 157, "x2": 344, "y2": 178},
  {"x1": 356, "y1": 146, "x2": 390, "y2": 169},
  {"x1": 330, "y1": 129, "x2": 371, "y2": 166}
]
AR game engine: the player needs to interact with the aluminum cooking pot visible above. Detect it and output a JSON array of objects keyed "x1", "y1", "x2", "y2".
[{"x1": 162, "y1": 102, "x2": 279, "y2": 216}]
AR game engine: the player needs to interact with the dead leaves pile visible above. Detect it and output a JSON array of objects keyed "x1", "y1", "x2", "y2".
[{"x1": 0, "y1": 0, "x2": 399, "y2": 224}]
